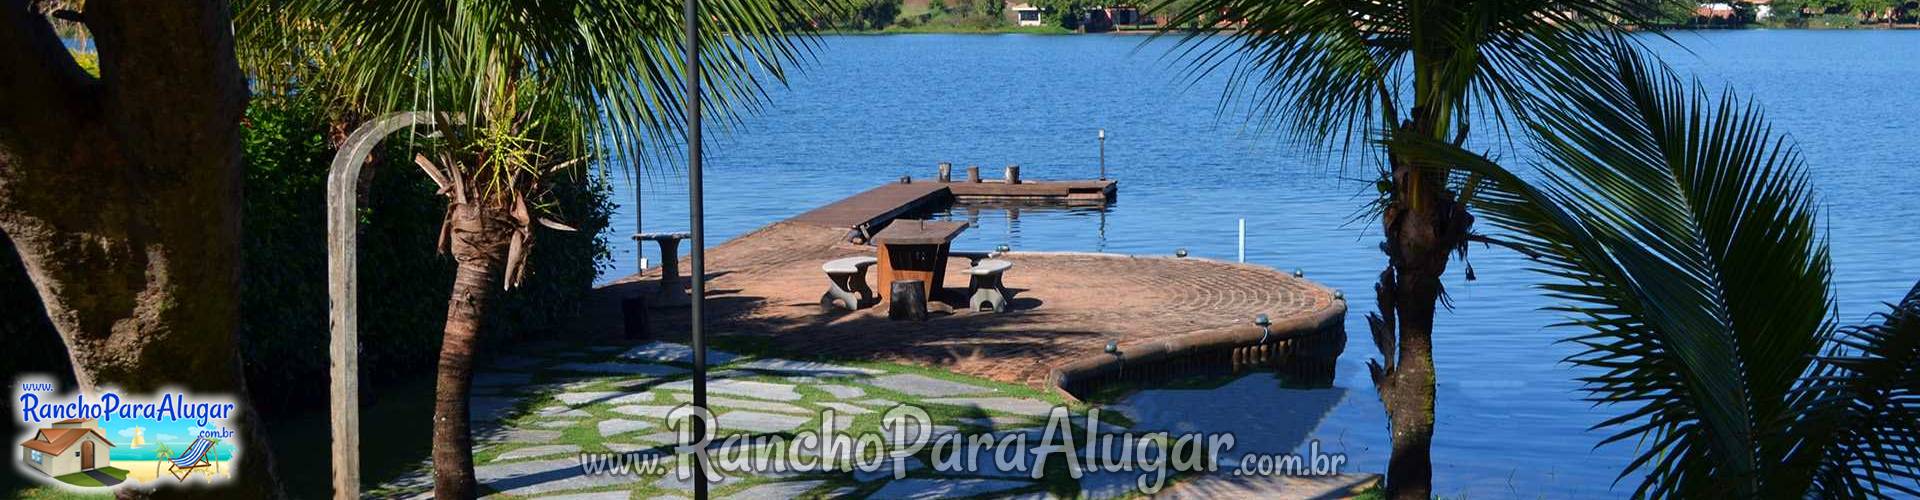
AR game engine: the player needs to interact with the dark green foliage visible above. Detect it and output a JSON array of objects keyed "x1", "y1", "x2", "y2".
[
  {"x1": 1394, "y1": 46, "x2": 1920, "y2": 498},
  {"x1": 0, "y1": 95, "x2": 612, "y2": 417},
  {"x1": 821, "y1": 0, "x2": 904, "y2": 30},
  {"x1": 235, "y1": 95, "x2": 610, "y2": 416}
]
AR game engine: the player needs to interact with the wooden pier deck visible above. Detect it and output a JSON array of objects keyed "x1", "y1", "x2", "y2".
[
  {"x1": 787, "y1": 182, "x2": 948, "y2": 229},
  {"x1": 789, "y1": 178, "x2": 1118, "y2": 230}
]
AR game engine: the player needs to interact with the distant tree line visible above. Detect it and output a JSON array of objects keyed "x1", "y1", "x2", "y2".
[{"x1": 1654, "y1": 0, "x2": 1920, "y2": 26}]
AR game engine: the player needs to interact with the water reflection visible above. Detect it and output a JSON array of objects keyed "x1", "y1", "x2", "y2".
[{"x1": 921, "y1": 201, "x2": 1116, "y2": 254}]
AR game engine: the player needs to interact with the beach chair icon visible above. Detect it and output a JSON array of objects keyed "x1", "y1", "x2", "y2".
[{"x1": 164, "y1": 437, "x2": 220, "y2": 481}]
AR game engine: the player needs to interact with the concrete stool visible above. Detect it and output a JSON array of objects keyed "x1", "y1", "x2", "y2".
[
  {"x1": 820, "y1": 256, "x2": 878, "y2": 311},
  {"x1": 967, "y1": 259, "x2": 1014, "y2": 313}
]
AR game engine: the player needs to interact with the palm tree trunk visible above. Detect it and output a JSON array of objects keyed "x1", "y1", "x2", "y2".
[
  {"x1": 1372, "y1": 152, "x2": 1471, "y2": 500},
  {"x1": 432, "y1": 201, "x2": 510, "y2": 499}
]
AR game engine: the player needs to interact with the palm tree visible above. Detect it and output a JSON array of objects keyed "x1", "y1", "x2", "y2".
[
  {"x1": 1149, "y1": 0, "x2": 1668, "y2": 496},
  {"x1": 235, "y1": 1, "x2": 824, "y2": 496},
  {"x1": 1398, "y1": 45, "x2": 1920, "y2": 498}
]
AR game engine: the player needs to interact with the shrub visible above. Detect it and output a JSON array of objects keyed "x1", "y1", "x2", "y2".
[
  {"x1": 236, "y1": 95, "x2": 612, "y2": 415},
  {"x1": 0, "y1": 95, "x2": 613, "y2": 417}
]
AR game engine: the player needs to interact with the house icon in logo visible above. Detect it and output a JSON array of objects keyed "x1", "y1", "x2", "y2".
[{"x1": 19, "y1": 418, "x2": 115, "y2": 478}]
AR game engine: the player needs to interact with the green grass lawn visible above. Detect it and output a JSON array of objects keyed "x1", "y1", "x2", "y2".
[
  {"x1": 48, "y1": 466, "x2": 127, "y2": 488},
  {"x1": 13, "y1": 487, "x2": 113, "y2": 500}
]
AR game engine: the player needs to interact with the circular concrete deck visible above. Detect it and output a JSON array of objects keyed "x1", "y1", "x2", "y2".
[{"x1": 598, "y1": 222, "x2": 1346, "y2": 392}]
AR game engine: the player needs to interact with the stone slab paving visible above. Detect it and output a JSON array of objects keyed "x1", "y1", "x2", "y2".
[
  {"x1": 556, "y1": 391, "x2": 657, "y2": 406},
  {"x1": 381, "y1": 342, "x2": 1373, "y2": 500},
  {"x1": 866, "y1": 373, "x2": 996, "y2": 397},
  {"x1": 722, "y1": 479, "x2": 828, "y2": 500},
  {"x1": 539, "y1": 406, "x2": 595, "y2": 418},
  {"x1": 866, "y1": 478, "x2": 1036, "y2": 499},
  {"x1": 953, "y1": 415, "x2": 1037, "y2": 429},
  {"x1": 816, "y1": 402, "x2": 873, "y2": 415},
  {"x1": 475, "y1": 458, "x2": 644, "y2": 497},
  {"x1": 853, "y1": 457, "x2": 924, "y2": 483},
  {"x1": 493, "y1": 444, "x2": 581, "y2": 462},
  {"x1": 667, "y1": 393, "x2": 810, "y2": 414},
  {"x1": 716, "y1": 411, "x2": 812, "y2": 434},
  {"x1": 540, "y1": 492, "x2": 633, "y2": 500},
  {"x1": 599, "y1": 419, "x2": 654, "y2": 438},
  {"x1": 620, "y1": 341, "x2": 741, "y2": 365},
  {"x1": 730, "y1": 358, "x2": 883, "y2": 377},
  {"x1": 610, "y1": 405, "x2": 682, "y2": 420},
  {"x1": 552, "y1": 361, "x2": 688, "y2": 376},
  {"x1": 479, "y1": 429, "x2": 562, "y2": 444},
  {"x1": 814, "y1": 384, "x2": 866, "y2": 399},
  {"x1": 924, "y1": 397, "x2": 1058, "y2": 417},
  {"x1": 657, "y1": 379, "x2": 802, "y2": 401}
]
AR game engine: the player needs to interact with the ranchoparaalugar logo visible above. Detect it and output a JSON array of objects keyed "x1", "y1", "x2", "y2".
[{"x1": 13, "y1": 376, "x2": 242, "y2": 490}]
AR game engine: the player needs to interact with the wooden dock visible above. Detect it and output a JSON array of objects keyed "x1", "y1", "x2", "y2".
[
  {"x1": 788, "y1": 182, "x2": 950, "y2": 229},
  {"x1": 788, "y1": 178, "x2": 1117, "y2": 230},
  {"x1": 942, "y1": 179, "x2": 1116, "y2": 202}
]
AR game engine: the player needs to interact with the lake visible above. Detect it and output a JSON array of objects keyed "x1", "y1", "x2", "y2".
[{"x1": 599, "y1": 31, "x2": 1920, "y2": 498}]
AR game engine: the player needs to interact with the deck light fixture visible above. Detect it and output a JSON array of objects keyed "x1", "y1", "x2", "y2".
[
  {"x1": 1334, "y1": 291, "x2": 1345, "y2": 301},
  {"x1": 1098, "y1": 128, "x2": 1107, "y2": 181},
  {"x1": 1105, "y1": 340, "x2": 1119, "y2": 354},
  {"x1": 1292, "y1": 268, "x2": 1304, "y2": 278},
  {"x1": 1255, "y1": 313, "x2": 1273, "y2": 343},
  {"x1": 1175, "y1": 248, "x2": 1188, "y2": 258},
  {"x1": 996, "y1": 243, "x2": 1011, "y2": 254}
]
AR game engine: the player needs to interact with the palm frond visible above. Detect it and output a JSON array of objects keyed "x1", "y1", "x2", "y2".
[
  {"x1": 237, "y1": 0, "x2": 826, "y2": 178},
  {"x1": 1789, "y1": 281, "x2": 1920, "y2": 498},
  {"x1": 1392, "y1": 44, "x2": 1834, "y2": 496},
  {"x1": 1146, "y1": 0, "x2": 1671, "y2": 159}
]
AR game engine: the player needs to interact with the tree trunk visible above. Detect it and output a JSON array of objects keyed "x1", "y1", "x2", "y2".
[
  {"x1": 1369, "y1": 150, "x2": 1471, "y2": 500},
  {"x1": 432, "y1": 200, "x2": 510, "y2": 499},
  {"x1": 0, "y1": 1, "x2": 281, "y2": 497}
]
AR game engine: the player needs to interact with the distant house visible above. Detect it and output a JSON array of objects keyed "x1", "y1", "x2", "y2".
[
  {"x1": 1695, "y1": 2, "x2": 1737, "y2": 19},
  {"x1": 19, "y1": 418, "x2": 115, "y2": 478},
  {"x1": 1747, "y1": 0, "x2": 1774, "y2": 20},
  {"x1": 1011, "y1": 3, "x2": 1045, "y2": 26},
  {"x1": 1105, "y1": 4, "x2": 1147, "y2": 26}
]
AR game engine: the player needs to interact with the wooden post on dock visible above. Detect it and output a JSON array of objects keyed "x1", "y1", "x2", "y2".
[
  {"x1": 967, "y1": 165, "x2": 981, "y2": 183},
  {"x1": 1005, "y1": 164, "x2": 1020, "y2": 185},
  {"x1": 938, "y1": 162, "x2": 952, "y2": 182}
]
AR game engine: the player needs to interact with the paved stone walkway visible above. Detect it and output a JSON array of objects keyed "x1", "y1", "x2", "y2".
[
  {"x1": 372, "y1": 341, "x2": 1373, "y2": 499},
  {"x1": 587, "y1": 221, "x2": 1342, "y2": 390}
]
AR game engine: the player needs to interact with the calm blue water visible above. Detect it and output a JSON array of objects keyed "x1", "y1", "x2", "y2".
[{"x1": 601, "y1": 31, "x2": 1920, "y2": 498}]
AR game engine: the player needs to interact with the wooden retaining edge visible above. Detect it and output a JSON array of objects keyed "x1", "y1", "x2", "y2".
[{"x1": 1043, "y1": 267, "x2": 1348, "y2": 403}]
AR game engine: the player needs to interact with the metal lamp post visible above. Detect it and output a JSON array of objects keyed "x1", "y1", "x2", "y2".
[
  {"x1": 682, "y1": 0, "x2": 710, "y2": 496},
  {"x1": 1098, "y1": 128, "x2": 1106, "y2": 180}
]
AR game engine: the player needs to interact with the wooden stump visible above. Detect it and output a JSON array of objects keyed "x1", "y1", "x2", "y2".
[
  {"x1": 1005, "y1": 164, "x2": 1020, "y2": 184},
  {"x1": 967, "y1": 165, "x2": 980, "y2": 183},
  {"x1": 889, "y1": 279, "x2": 928, "y2": 321},
  {"x1": 938, "y1": 162, "x2": 952, "y2": 183}
]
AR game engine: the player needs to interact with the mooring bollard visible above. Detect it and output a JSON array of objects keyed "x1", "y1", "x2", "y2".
[
  {"x1": 938, "y1": 162, "x2": 952, "y2": 183},
  {"x1": 889, "y1": 279, "x2": 928, "y2": 321},
  {"x1": 967, "y1": 165, "x2": 980, "y2": 183},
  {"x1": 1005, "y1": 164, "x2": 1020, "y2": 184}
]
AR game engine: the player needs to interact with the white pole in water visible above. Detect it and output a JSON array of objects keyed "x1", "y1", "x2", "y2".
[{"x1": 1238, "y1": 218, "x2": 1245, "y2": 263}]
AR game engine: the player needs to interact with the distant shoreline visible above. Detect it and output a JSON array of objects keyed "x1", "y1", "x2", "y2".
[{"x1": 821, "y1": 24, "x2": 1920, "y2": 36}]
